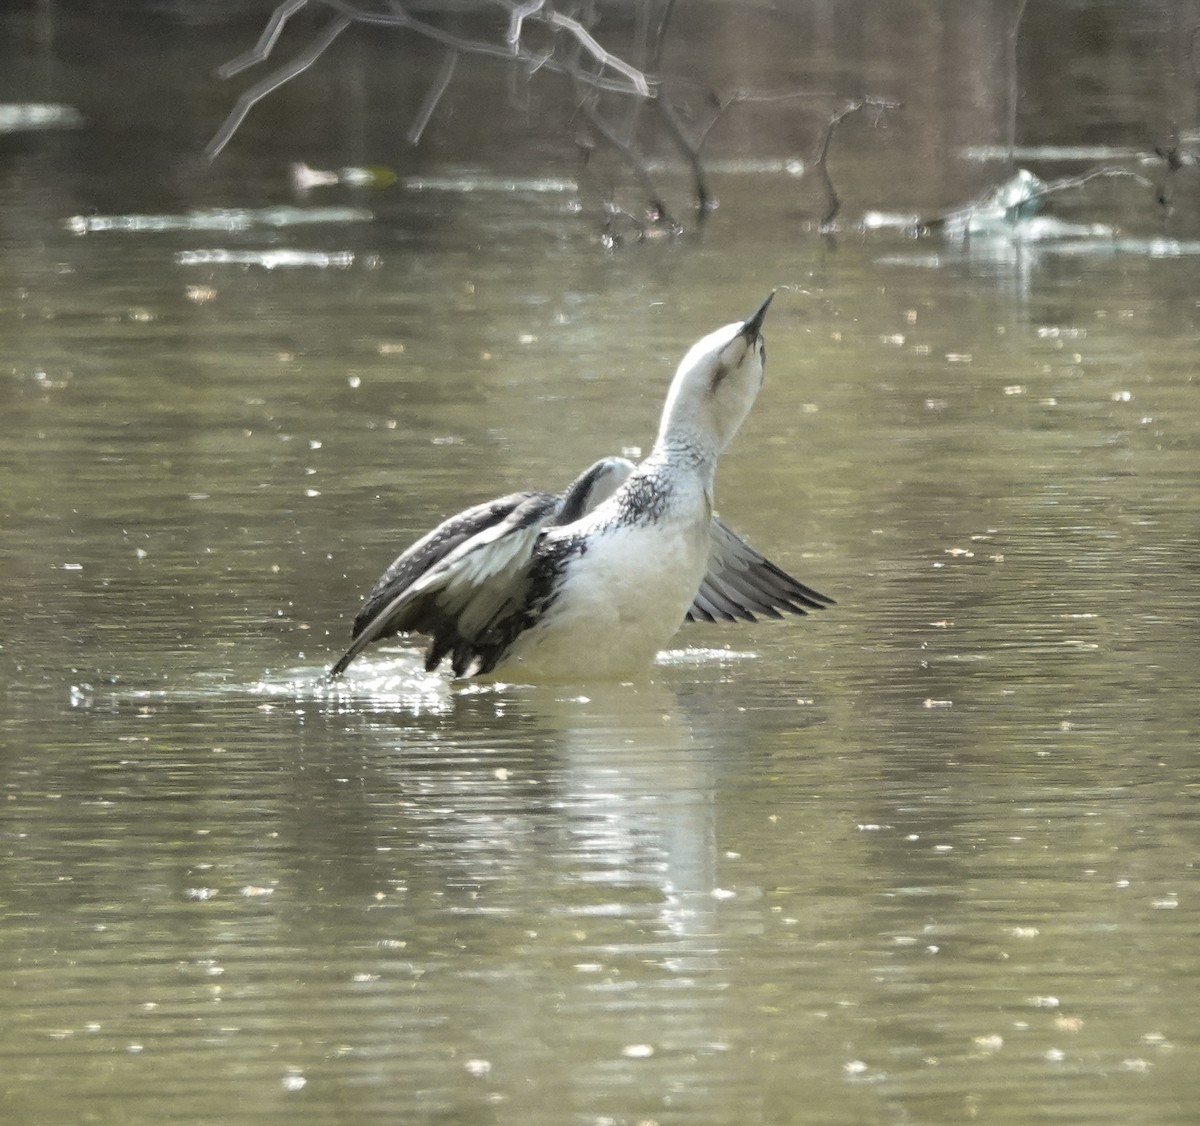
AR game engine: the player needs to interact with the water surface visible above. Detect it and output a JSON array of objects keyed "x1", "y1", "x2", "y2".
[{"x1": 2, "y1": 4, "x2": 1198, "y2": 1124}]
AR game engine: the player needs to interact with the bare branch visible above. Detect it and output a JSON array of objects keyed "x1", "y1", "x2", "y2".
[
  {"x1": 326, "y1": 0, "x2": 533, "y2": 64},
  {"x1": 545, "y1": 11, "x2": 650, "y2": 97},
  {"x1": 1038, "y1": 165, "x2": 1159, "y2": 200},
  {"x1": 1005, "y1": 0, "x2": 1028, "y2": 164},
  {"x1": 205, "y1": 13, "x2": 353, "y2": 161},
  {"x1": 688, "y1": 86, "x2": 836, "y2": 158},
  {"x1": 577, "y1": 93, "x2": 675, "y2": 229},
  {"x1": 207, "y1": 0, "x2": 661, "y2": 161},
  {"x1": 648, "y1": 0, "x2": 678, "y2": 71},
  {"x1": 653, "y1": 93, "x2": 713, "y2": 212},
  {"x1": 330, "y1": 0, "x2": 650, "y2": 95},
  {"x1": 505, "y1": 0, "x2": 546, "y2": 50},
  {"x1": 218, "y1": 0, "x2": 309, "y2": 79},
  {"x1": 640, "y1": 0, "x2": 713, "y2": 212},
  {"x1": 811, "y1": 96, "x2": 902, "y2": 231},
  {"x1": 407, "y1": 49, "x2": 458, "y2": 145},
  {"x1": 923, "y1": 165, "x2": 1166, "y2": 239},
  {"x1": 690, "y1": 91, "x2": 739, "y2": 153}
]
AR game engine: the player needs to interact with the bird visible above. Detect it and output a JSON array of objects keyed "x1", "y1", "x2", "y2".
[{"x1": 330, "y1": 294, "x2": 833, "y2": 681}]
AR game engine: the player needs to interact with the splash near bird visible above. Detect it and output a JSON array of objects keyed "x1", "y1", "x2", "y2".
[{"x1": 330, "y1": 295, "x2": 832, "y2": 680}]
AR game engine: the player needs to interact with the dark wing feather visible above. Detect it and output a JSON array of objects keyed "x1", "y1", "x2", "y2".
[
  {"x1": 686, "y1": 517, "x2": 834, "y2": 624},
  {"x1": 351, "y1": 490, "x2": 549, "y2": 638},
  {"x1": 333, "y1": 458, "x2": 635, "y2": 678},
  {"x1": 331, "y1": 492, "x2": 558, "y2": 676}
]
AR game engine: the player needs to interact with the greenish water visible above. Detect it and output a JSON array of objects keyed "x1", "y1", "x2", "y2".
[{"x1": 2, "y1": 4, "x2": 1199, "y2": 1124}]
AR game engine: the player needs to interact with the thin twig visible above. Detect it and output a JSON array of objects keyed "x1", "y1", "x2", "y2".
[
  {"x1": 218, "y1": 0, "x2": 309, "y2": 79},
  {"x1": 326, "y1": 0, "x2": 648, "y2": 94},
  {"x1": 205, "y1": 13, "x2": 353, "y2": 161},
  {"x1": 643, "y1": 0, "x2": 712, "y2": 212},
  {"x1": 545, "y1": 11, "x2": 651, "y2": 96},
  {"x1": 1006, "y1": 0, "x2": 1028, "y2": 165},
  {"x1": 328, "y1": 0, "x2": 537, "y2": 65},
  {"x1": 692, "y1": 86, "x2": 839, "y2": 162},
  {"x1": 927, "y1": 165, "x2": 1165, "y2": 238},
  {"x1": 811, "y1": 96, "x2": 901, "y2": 232},
  {"x1": 654, "y1": 94, "x2": 713, "y2": 212},
  {"x1": 578, "y1": 93, "x2": 673, "y2": 228},
  {"x1": 207, "y1": 0, "x2": 659, "y2": 161},
  {"x1": 648, "y1": 0, "x2": 677, "y2": 72},
  {"x1": 407, "y1": 48, "x2": 458, "y2": 144},
  {"x1": 1040, "y1": 166, "x2": 1159, "y2": 199},
  {"x1": 505, "y1": 0, "x2": 545, "y2": 50}
]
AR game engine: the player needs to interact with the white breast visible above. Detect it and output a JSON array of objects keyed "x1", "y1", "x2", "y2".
[{"x1": 500, "y1": 488, "x2": 712, "y2": 680}]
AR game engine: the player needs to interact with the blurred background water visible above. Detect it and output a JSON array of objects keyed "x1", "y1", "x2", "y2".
[{"x1": 1, "y1": 2, "x2": 1198, "y2": 1123}]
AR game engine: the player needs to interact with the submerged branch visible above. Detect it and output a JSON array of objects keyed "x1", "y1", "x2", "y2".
[
  {"x1": 811, "y1": 96, "x2": 902, "y2": 232},
  {"x1": 653, "y1": 93, "x2": 714, "y2": 213},
  {"x1": 577, "y1": 93, "x2": 675, "y2": 228}
]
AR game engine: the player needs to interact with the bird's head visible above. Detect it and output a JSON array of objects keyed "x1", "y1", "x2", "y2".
[{"x1": 655, "y1": 293, "x2": 774, "y2": 464}]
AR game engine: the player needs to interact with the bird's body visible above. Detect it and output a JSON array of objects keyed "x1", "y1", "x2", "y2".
[
  {"x1": 331, "y1": 295, "x2": 833, "y2": 681},
  {"x1": 500, "y1": 456, "x2": 715, "y2": 679}
]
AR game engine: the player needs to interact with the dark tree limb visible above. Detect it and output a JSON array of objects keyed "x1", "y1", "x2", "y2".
[
  {"x1": 576, "y1": 91, "x2": 675, "y2": 228},
  {"x1": 653, "y1": 94, "x2": 713, "y2": 213},
  {"x1": 811, "y1": 96, "x2": 902, "y2": 232}
]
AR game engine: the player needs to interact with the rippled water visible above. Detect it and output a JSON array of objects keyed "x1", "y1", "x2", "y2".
[{"x1": 2, "y1": 4, "x2": 1199, "y2": 1124}]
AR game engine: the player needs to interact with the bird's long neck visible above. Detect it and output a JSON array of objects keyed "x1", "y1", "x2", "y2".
[
  {"x1": 640, "y1": 421, "x2": 719, "y2": 518},
  {"x1": 646, "y1": 429, "x2": 718, "y2": 484},
  {"x1": 648, "y1": 381, "x2": 721, "y2": 481}
]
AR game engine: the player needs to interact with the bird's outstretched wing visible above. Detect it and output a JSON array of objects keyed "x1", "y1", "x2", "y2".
[
  {"x1": 687, "y1": 517, "x2": 834, "y2": 624},
  {"x1": 331, "y1": 458, "x2": 636, "y2": 678},
  {"x1": 331, "y1": 492, "x2": 558, "y2": 677},
  {"x1": 349, "y1": 491, "x2": 547, "y2": 639}
]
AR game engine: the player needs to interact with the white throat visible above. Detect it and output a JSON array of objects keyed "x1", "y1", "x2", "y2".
[{"x1": 651, "y1": 319, "x2": 764, "y2": 473}]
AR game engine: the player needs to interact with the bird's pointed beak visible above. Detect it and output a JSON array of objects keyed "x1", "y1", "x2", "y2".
[{"x1": 741, "y1": 291, "x2": 775, "y2": 340}]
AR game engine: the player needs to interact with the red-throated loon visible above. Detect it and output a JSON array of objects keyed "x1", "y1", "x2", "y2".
[{"x1": 330, "y1": 294, "x2": 832, "y2": 680}]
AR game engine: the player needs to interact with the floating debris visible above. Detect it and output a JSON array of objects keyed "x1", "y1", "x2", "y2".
[
  {"x1": 291, "y1": 161, "x2": 397, "y2": 190},
  {"x1": 0, "y1": 102, "x2": 84, "y2": 134},
  {"x1": 175, "y1": 249, "x2": 355, "y2": 270},
  {"x1": 64, "y1": 206, "x2": 372, "y2": 235},
  {"x1": 865, "y1": 170, "x2": 1115, "y2": 242},
  {"x1": 866, "y1": 168, "x2": 1200, "y2": 262},
  {"x1": 940, "y1": 169, "x2": 1118, "y2": 241},
  {"x1": 941, "y1": 170, "x2": 1069, "y2": 238}
]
